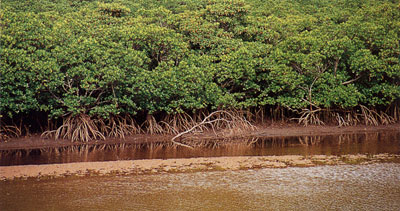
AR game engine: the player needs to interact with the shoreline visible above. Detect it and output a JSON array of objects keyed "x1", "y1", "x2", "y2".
[
  {"x1": 1, "y1": 154, "x2": 400, "y2": 181},
  {"x1": 1, "y1": 123, "x2": 399, "y2": 151}
]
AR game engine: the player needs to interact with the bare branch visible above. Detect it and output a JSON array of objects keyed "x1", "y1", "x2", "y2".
[
  {"x1": 171, "y1": 111, "x2": 228, "y2": 143},
  {"x1": 170, "y1": 110, "x2": 256, "y2": 148},
  {"x1": 342, "y1": 75, "x2": 362, "y2": 85},
  {"x1": 334, "y1": 57, "x2": 340, "y2": 76},
  {"x1": 291, "y1": 63, "x2": 303, "y2": 73}
]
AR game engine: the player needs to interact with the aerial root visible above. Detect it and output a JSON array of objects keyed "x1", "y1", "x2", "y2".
[
  {"x1": 291, "y1": 109, "x2": 324, "y2": 126},
  {"x1": 171, "y1": 110, "x2": 257, "y2": 148},
  {"x1": 292, "y1": 106, "x2": 395, "y2": 127},
  {"x1": 41, "y1": 114, "x2": 105, "y2": 142},
  {"x1": 360, "y1": 105, "x2": 394, "y2": 126},
  {"x1": 0, "y1": 124, "x2": 22, "y2": 141},
  {"x1": 98, "y1": 115, "x2": 142, "y2": 139},
  {"x1": 142, "y1": 115, "x2": 165, "y2": 135},
  {"x1": 335, "y1": 112, "x2": 360, "y2": 127}
]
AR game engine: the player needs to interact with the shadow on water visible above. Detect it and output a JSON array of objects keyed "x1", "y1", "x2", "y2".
[{"x1": 1, "y1": 131, "x2": 399, "y2": 166}]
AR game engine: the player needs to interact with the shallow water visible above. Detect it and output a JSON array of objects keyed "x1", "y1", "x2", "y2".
[
  {"x1": 1, "y1": 131, "x2": 399, "y2": 165},
  {"x1": 1, "y1": 163, "x2": 400, "y2": 210}
]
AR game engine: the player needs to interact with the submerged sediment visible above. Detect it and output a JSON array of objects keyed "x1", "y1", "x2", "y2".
[{"x1": 1, "y1": 154, "x2": 399, "y2": 181}]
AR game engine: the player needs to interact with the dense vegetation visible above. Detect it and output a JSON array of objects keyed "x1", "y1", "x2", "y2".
[{"x1": 1, "y1": 0, "x2": 399, "y2": 140}]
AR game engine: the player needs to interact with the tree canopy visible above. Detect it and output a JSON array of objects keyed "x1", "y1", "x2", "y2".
[{"x1": 1, "y1": 0, "x2": 399, "y2": 124}]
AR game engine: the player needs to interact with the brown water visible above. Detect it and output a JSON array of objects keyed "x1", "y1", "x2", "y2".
[
  {"x1": 1, "y1": 163, "x2": 400, "y2": 210},
  {"x1": 1, "y1": 131, "x2": 399, "y2": 166},
  {"x1": 1, "y1": 132, "x2": 400, "y2": 210}
]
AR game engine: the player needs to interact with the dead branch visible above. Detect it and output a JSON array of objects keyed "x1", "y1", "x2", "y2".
[
  {"x1": 171, "y1": 111, "x2": 228, "y2": 147},
  {"x1": 170, "y1": 110, "x2": 256, "y2": 148},
  {"x1": 342, "y1": 75, "x2": 362, "y2": 85},
  {"x1": 291, "y1": 108, "x2": 324, "y2": 126}
]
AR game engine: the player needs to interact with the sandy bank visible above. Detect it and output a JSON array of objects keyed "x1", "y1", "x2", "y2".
[{"x1": 1, "y1": 154, "x2": 399, "y2": 181}]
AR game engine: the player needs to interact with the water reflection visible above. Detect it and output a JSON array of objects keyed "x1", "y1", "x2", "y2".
[{"x1": 1, "y1": 131, "x2": 399, "y2": 166}]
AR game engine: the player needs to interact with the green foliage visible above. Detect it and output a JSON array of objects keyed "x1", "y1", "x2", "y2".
[
  {"x1": 97, "y1": 2, "x2": 131, "y2": 17},
  {"x1": 1, "y1": 0, "x2": 399, "y2": 121}
]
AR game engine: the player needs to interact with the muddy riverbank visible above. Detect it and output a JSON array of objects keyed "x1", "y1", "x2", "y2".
[
  {"x1": 1, "y1": 123, "x2": 399, "y2": 151},
  {"x1": 1, "y1": 154, "x2": 400, "y2": 181}
]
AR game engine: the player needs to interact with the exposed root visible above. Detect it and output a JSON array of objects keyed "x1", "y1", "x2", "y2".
[
  {"x1": 301, "y1": 107, "x2": 394, "y2": 127},
  {"x1": 292, "y1": 109, "x2": 324, "y2": 126},
  {"x1": 0, "y1": 123, "x2": 23, "y2": 141},
  {"x1": 98, "y1": 115, "x2": 142, "y2": 139},
  {"x1": 0, "y1": 133, "x2": 8, "y2": 142},
  {"x1": 1, "y1": 125, "x2": 22, "y2": 138},
  {"x1": 254, "y1": 108, "x2": 266, "y2": 123},
  {"x1": 171, "y1": 110, "x2": 257, "y2": 148},
  {"x1": 335, "y1": 112, "x2": 360, "y2": 127},
  {"x1": 360, "y1": 105, "x2": 379, "y2": 126},
  {"x1": 271, "y1": 106, "x2": 287, "y2": 121},
  {"x1": 379, "y1": 112, "x2": 395, "y2": 125},
  {"x1": 42, "y1": 115, "x2": 141, "y2": 142},
  {"x1": 360, "y1": 105, "x2": 395, "y2": 126},
  {"x1": 142, "y1": 115, "x2": 165, "y2": 135},
  {"x1": 209, "y1": 110, "x2": 257, "y2": 135},
  {"x1": 394, "y1": 105, "x2": 399, "y2": 122},
  {"x1": 42, "y1": 114, "x2": 105, "y2": 142},
  {"x1": 160, "y1": 113, "x2": 203, "y2": 135}
]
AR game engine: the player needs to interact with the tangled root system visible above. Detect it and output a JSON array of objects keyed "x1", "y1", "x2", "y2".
[
  {"x1": 98, "y1": 115, "x2": 142, "y2": 139},
  {"x1": 42, "y1": 114, "x2": 105, "y2": 142},
  {"x1": 171, "y1": 110, "x2": 257, "y2": 148},
  {"x1": 360, "y1": 105, "x2": 395, "y2": 126},
  {"x1": 292, "y1": 109, "x2": 325, "y2": 126}
]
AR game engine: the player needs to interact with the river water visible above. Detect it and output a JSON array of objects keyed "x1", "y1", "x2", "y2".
[
  {"x1": 1, "y1": 163, "x2": 400, "y2": 210},
  {"x1": 1, "y1": 131, "x2": 400, "y2": 165},
  {"x1": 1, "y1": 131, "x2": 400, "y2": 210}
]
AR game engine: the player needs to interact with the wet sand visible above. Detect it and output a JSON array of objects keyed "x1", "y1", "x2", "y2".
[{"x1": 1, "y1": 154, "x2": 399, "y2": 181}]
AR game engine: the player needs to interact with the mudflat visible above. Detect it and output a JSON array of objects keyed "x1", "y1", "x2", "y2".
[{"x1": 1, "y1": 154, "x2": 399, "y2": 181}]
